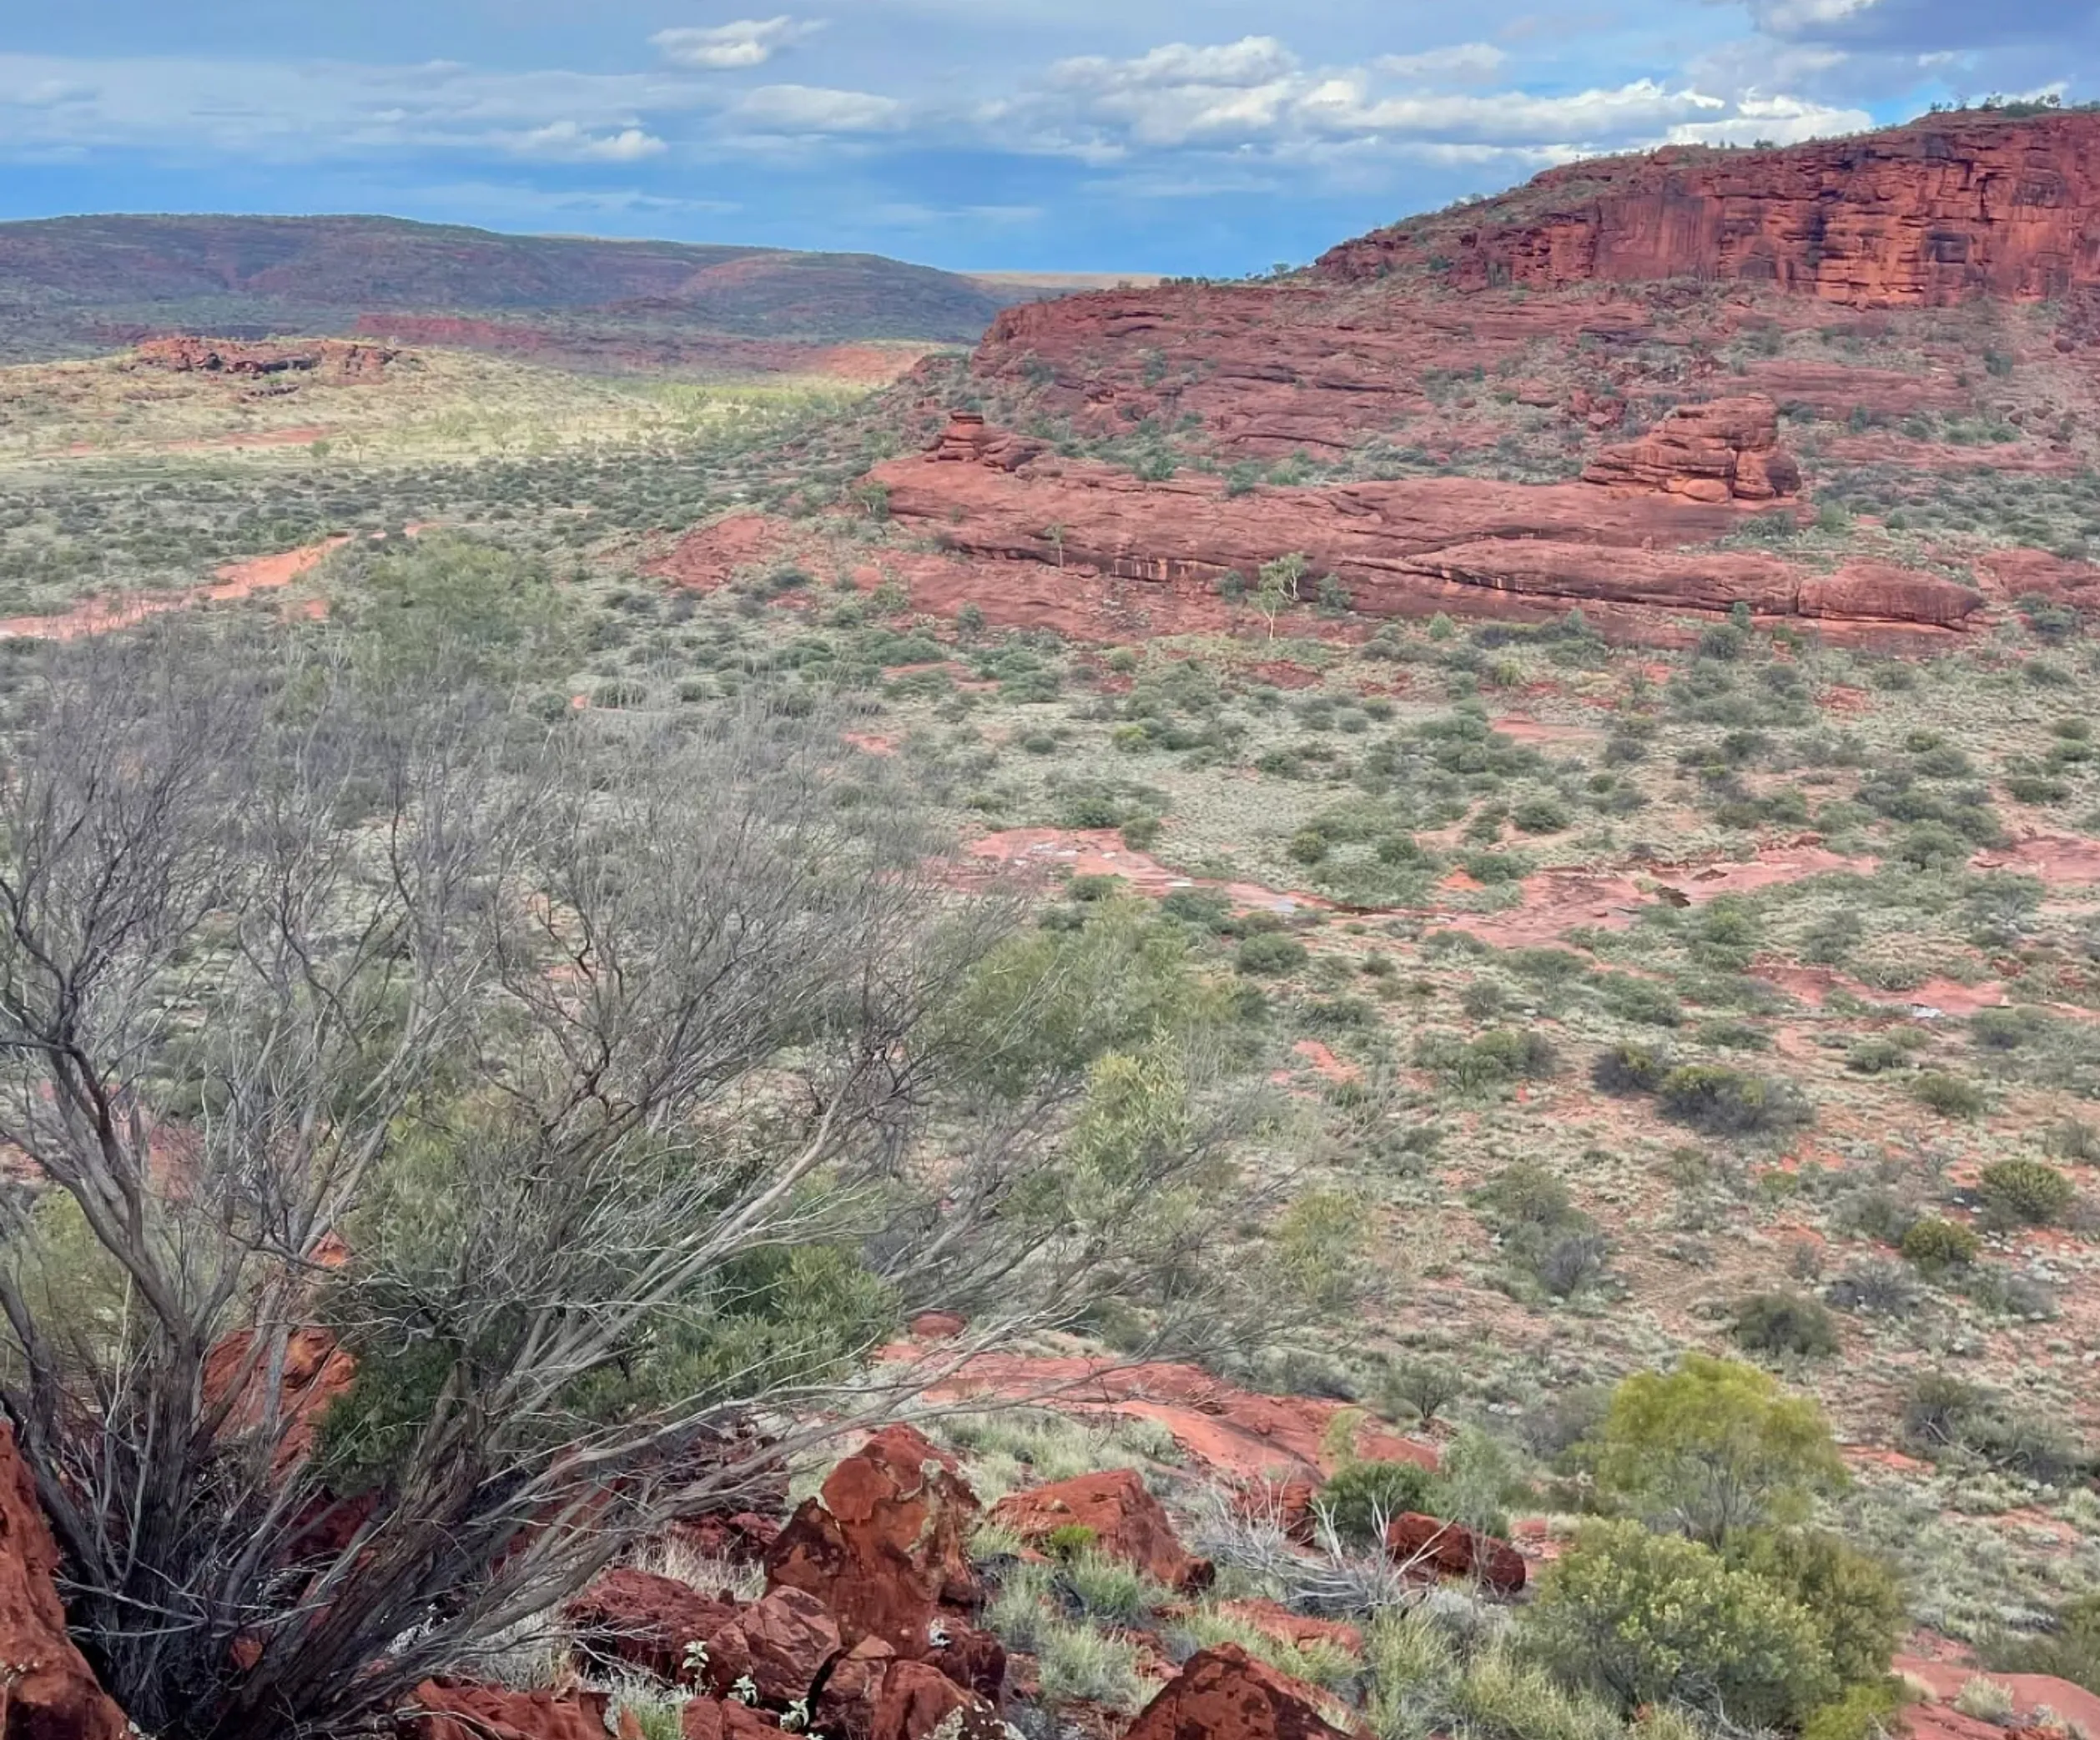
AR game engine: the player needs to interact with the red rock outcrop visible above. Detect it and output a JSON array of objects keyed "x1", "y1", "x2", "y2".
[
  {"x1": 698, "y1": 1588, "x2": 843, "y2": 1706},
  {"x1": 0, "y1": 1423, "x2": 131, "y2": 1740},
  {"x1": 680, "y1": 1701, "x2": 782, "y2": 1740},
  {"x1": 1121, "y1": 1644, "x2": 1351, "y2": 1740},
  {"x1": 764, "y1": 1425, "x2": 985, "y2": 1659},
  {"x1": 864, "y1": 430, "x2": 1984, "y2": 635},
  {"x1": 133, "y1": 335, "x2": 396, "y2": 381},
  {"x1": 202, "y1": 1325, "x2": 358, "y2": 1471},
  {"x1": 565, "y1": 1567, "x2": 740, "y2": 1683},
  {"x1": 869, "y1": 1662, "x2": 1005, "y2": 1740},
  {"x1": 989, "y1": 1470, "x2": 1212, "y2": 1592},
  {"x1": 406, "y1": 1681, "x2": 611, "y2": 1740},
  {"x1": 1385, "y1": 1513, "x2": 1528, "y2": 1596},
  {"x1": 1583, "y1": 397, "x2": 1800, "y2": 501},
  {"x1": 1318, "y1": 111, "x2": 2100, "y2": 307}
]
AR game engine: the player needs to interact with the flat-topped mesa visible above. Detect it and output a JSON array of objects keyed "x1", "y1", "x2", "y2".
[
  {"x1": 1584, "y1": 396, "x2": 1802, "y2": 502},
  {"x1": 1318, "y1": 110, "x2": 2100, "y2": 307}
]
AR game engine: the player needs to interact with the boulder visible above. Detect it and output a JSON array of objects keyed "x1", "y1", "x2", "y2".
[
  {"x1": 1384, "y1": 1513, "x2": 1528, "y2": 1597},
  {"x1": 813, "y1": 1637, "x2": 899, "y2": 1740},
  {"x1": 1583, "y1": 397, "x2": 1800, "y2": 502},
  {"x1": 681, "y1": 1702, "x2": 781, "y2": 1740},
  {"x1": 765, "y1": 1425, "x2": 984, "y2": 1657},
  {"x1": 707, "y1": 1588, "x2": 842, "y2": 1705},
  {"x1": 0, "y1": 1421, "x2": 132, "y2": 1740},
  {"x1": 407, "y1": 1681, "x2": 610, "y2": 1740},
  {"x1": 871, "y1": 1662, "x2": 1004, "y2": 1740},
  {"x1": 565, "y1": 1567, "x2": 740, "y2": 1683},
  {"x1": 990, "y1": 1470, "x2": 1212, "y2": 1592},
  {"x1": 1121, "y1": 1644, "x2": 1352, "y2": 1740},
  {"x1": 671, "y1": 1511, "x2": 783, "y2": 1567}
]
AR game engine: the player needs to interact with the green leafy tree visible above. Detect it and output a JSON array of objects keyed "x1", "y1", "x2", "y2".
[{"x1": 1584, "y1": 1354, "x2": 1847, "y2": 1544}]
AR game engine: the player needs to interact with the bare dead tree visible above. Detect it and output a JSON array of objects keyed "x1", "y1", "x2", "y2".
[{"x1": 0, "y1": 613, "x2": 1245, "y2": 1740}]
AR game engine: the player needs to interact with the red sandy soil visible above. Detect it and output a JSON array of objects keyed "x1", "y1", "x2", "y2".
[
  {"x1": 964, "y1": 828, "x2": 1327, "y2": 914},
  {"x1": 0, "y1": 527, "x2": 428, "y2": 642},
  {"x1": 0, "y1": 537, "x2": 350, "y2": 641},
  {"x1": 1289, "y1": 1040, "x2": 1359, "y2": 1084},
  {"x1": 1443, "y1": 842, "x2": 1872, "y2": 949},
  {"x1": 1972, "y1": 835, "x2": 2100, "y2": 884},
  {"x1": 918, "y1": 1353, "x2": 1435, "y2": 1484},
  {"x1": 1895, "y1": 1656, "x2": 2100, "y2": 1736},
  {"x1": 842, "y1": 732, "x2": 900, "y2": 757}
]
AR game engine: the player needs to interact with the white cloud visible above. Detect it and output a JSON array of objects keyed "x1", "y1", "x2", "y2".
[
  {"x1": 1745, "y1": 0, "x2": 1881, "y2": 31},
  {"x1": 651, "y1": 18, "x2": 824, "y2": 71},
  {"x1": 1049, "y1": 37, "x2": 1300, "y2": 93},
  {"x1": 511, "y1": 120, "x2": 667, "y2": 160},
  {"x1": 1376, "y1": 43, "x2": 1509, "y2": 83},
  {"x1": 734, "y1": 83, "x2": 906, "y2": 133},
  {"x1": 1664, "y1": 92, "x2": 1873, "y2": 144}
]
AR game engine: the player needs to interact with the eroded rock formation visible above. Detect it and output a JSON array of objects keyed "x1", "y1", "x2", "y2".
[
  {"x1": 132, "y1": 335, "x2": 396, "y2": 382},
  {"x1": 1319, "y1": 111, "x2": 2100, "y2": 307},
  {"x1": 1583, "y1": 396, "x2": 1800, "y2": 501},
  {"x1": 864, "y1": 415, "x2": 1983, "y2": 635},
  {"x1": 1385, "y1": 1513, "x2": 1528, "y2": 1596},
  {"x1": 0, "y1": 1423, "x2": 133, "y2": 1740}
]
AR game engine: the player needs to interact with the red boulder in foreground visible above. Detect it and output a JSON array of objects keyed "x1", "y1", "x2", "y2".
[
  {"x1": 0, "y1": 1421, "x2": 132, "y2": 1740},
  {"x1": 408, "y1": 1681, "x2": 610, "y2": 1740},
  {"x1": 1385, "y1": 1513, "x2": 1528, "y2": 1596},
  {"x1": 1121, "y1": 1644, "x2": 1352, "y2": 1740},
  {"x1": 990, "y1": 1468, "x2": 1213, "y2": 1592},
  {"x1": 764, "y1": 1425, "x2": 984, "y2": 1657},
  {"x1": 564, "y1": 1567, "x2": 738, "y2": 1683}
]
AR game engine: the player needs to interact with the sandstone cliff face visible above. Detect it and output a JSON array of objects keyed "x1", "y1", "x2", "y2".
[{"x1": 1319, "y1": 112, "x2": 2100, "y2": 308}]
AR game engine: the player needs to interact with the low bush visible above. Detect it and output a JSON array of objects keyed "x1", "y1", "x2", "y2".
[
  {"x1": 1976, "y1": 1158, "x2": 2075, "y2": 1227},
  {"x1": 1910, "y1": 1071, "x2": 1986, "y2": 1119},
  {"x1": 1733, "y1": 1292, "x2": 1841, "y2": 1359},
  {"x1": 1592, "y1": 1043, "x2": 1670, "y2": 1097},
  {"x1": 1984, "y1": 1595, "x2": 2100, "y2": 1697},
  {"x1": 1317, "y1": 1457, "x2": 1442, "y2": 1549},
  {"x1": 1521, "y1": 1521, "x2": 1838, "y2": 1727},
  {"x1": 1236, "y1": 933, "x2": 1309, "y2": 975},
  {"x1": 1899, "y1": 1217, "x2": 1981, "y2": 1273},
  {"x1": 1657, "y1": 1065, "x2": 1814, "y2": 1137},
  {"x1": 1899, "y1": 1372, "x2": 2091, "y2": 1483}
]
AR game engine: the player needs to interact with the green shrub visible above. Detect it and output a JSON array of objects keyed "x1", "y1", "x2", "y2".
[
  {"x1": 1977, "y1": 1158, "x2": 2075, "y2": 1226},
  {"x1": 1800, "y1": 1681, "x2": 1905, "y2": 1740},
  {"x1": 1899, "y1": 1217, "x2": 1981, "y2": 1273},
  {"x1": 1317, "y1": 1457, "x2": 1441, "y2": 1548},
  {"x1": 1521, "y1": 1520, "x2": 1838, "y2": 1727},
  {"x1": 1733, "y1": 1291, "x2": 1841, "y2": 1358},
  {"x1": 1236, "y1": 933, "x2": 1309, "y2": 975},
  {"x1": 1725, "y1": 1529, "x2": 1906, "y2": 1688},
  {"x1": 1288, "y1": 829, "x2": 1331, "y2": 866},
  {"x1": 1044, "y1": 1523, "x2": 1096, "y2": 1559},
  {"x1": 1584, "y1": 1354, "x2": 1846, "y2": 1544},
  {"x1": 1898, "y1": 1372, "x2": 2091, "y2": 1482},
  {"x1": 1657, "y1": 1065, "x2": 1813, "y2": 1137},
  {"x1": 1910, "y1": 1071, "x2": 1985, "y2": 1119},
  {"x1": 1593, "y1": 1043, "x2": 1669, "y2": 1097}
]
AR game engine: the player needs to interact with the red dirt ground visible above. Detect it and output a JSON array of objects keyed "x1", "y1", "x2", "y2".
[
  {"x1": 918, "y1": 1353, "x2": 1436, "y2": 1484},
  {"x1": 0, "y1": 536, "x2": 350, "y2": 641}
]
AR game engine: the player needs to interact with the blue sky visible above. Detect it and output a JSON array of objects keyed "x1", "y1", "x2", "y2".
[{"x1": 3, "y1": 0, "x2": 2096, "y2": 274}]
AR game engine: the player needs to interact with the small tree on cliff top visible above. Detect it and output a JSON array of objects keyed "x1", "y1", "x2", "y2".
[
  {"x1": 1255, "y1": 552, "x2": 1309, "y2": 641},
  {"x1": 0, "y1": 562, "x2": 1244, "y2": 1740}
]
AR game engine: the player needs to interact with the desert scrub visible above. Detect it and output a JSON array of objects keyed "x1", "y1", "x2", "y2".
[
  {"x1": 1521, "y1": 1521, "x2": 1839, "y2": 1727},
  {"x1": 1169, "y1": 1607, "x2": 1362, "y2": 1692},
  {"x1": 1910, "y1": 1071, "x2": 1986, "y2": 1119},
  {"x1": 1317, "y1": 1457, "x2": 1443, "y2": 1550},
  {"x1": 1237, "y1": 932, "x2": 1310, "y2": 975},
  {"x1": 1655, "y1": 1065, "x2": 1814, "y2": 1138},
  {"x1": 1732, "y1": 1291, "x2": 1841, "y2": 1359},
  {"x1": 1416, "y1": 1028, "x2": 1559, "y2": 1094},
  {"x1": 1365, "y1": 1605, "x2": 1644, "y2": 1740},
  {"x1": 1899, "y1": 1217, "x2": 1981, "y2": 1274},
  {"x1": 1975, "y1": 1159, "x2": 2076, "y2": 1227},
  {"x1": 1472, "y1": 1160, "x2": 1613, "y2": 1300}
]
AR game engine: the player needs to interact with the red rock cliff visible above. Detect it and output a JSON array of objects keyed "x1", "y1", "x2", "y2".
[{"x1": 1318, "y1": 111, "x2": 2100, "y2": 306}]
